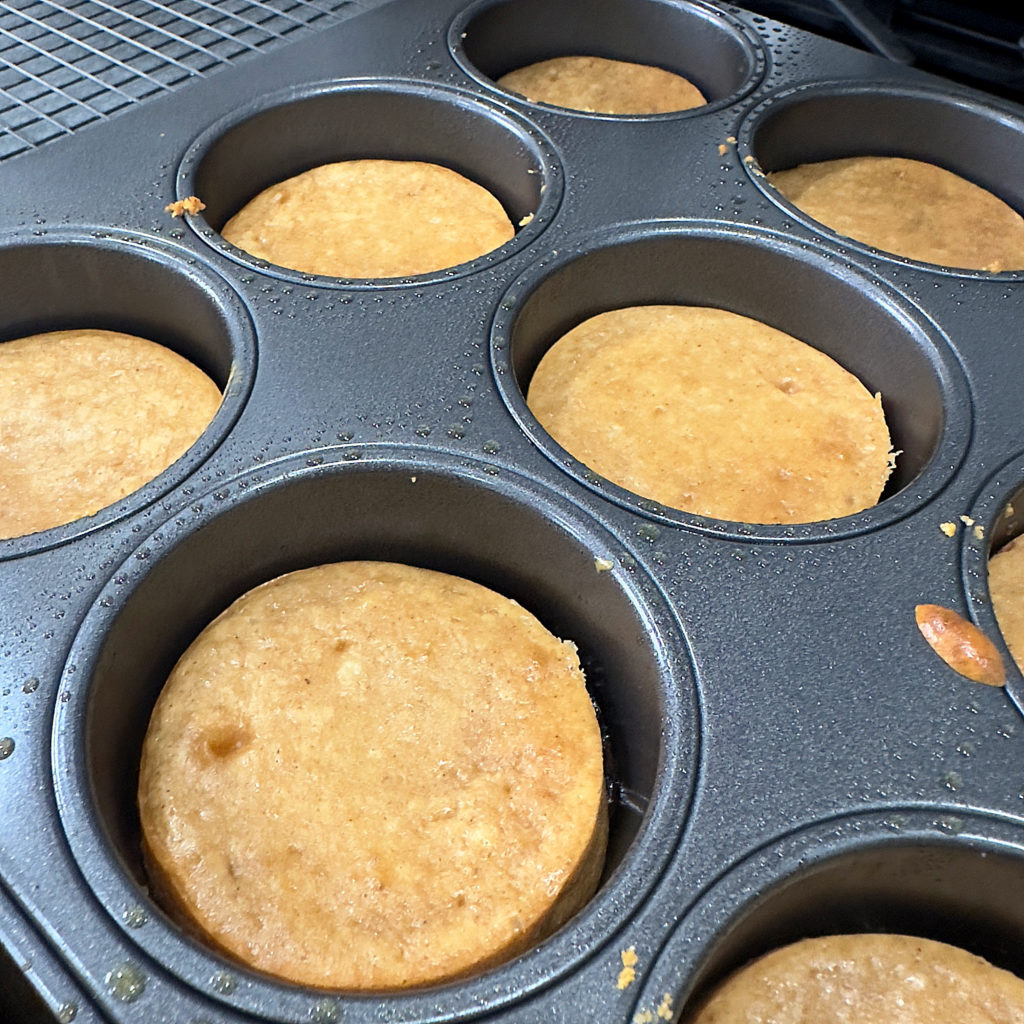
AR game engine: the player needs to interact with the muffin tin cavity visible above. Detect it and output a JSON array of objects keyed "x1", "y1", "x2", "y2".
[
  {"x1": 492, "y1": 224, "x2": 970, "y2": 539},
  {"x1": 182, "y1": 79, "x2": 561, "y2": 284},
  {"x1": 632, "y1": 812, "x2": 1024, "y2": 1022},
  {"x1": 53, "y1": 450, "x2": 696, "y2": 1019},
  {"x1": 0, "y1": 232, "x2": 254, "y2": 555},
  {"x1": 741, "y1": 82, "x2": 1024, "y2": 273},
  {"x1": 964, "y1": 453, "x2": 1024, "y2": 715},
  {"x1": 451, "y1": 0, "x2": 763, "y2": 114}
]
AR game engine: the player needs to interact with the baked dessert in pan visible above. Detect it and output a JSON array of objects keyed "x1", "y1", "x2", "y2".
[
  {"x1": 0, "y1": 328, "x2": 220, "y2": 540},
  {"x1": 139, "y1": 561, "x2": 607, "y2": 990},
  {"x1": 497, "y1": 55, "x2": 706, "y2": 114},
  {"x1": 221, "y1": 159, "x2": 515, "y2": 278},
  {"x1": 527, "y1": 304, "x2": 893, "y2": 524}
]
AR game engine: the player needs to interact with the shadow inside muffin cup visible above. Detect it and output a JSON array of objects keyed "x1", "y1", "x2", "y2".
[
  {"x1": 184, "y1": 80, "x2": 561, "y2": 281},
  {"x1": 57, "y1": 454, "x2": 695, "y2": 1007},
  {"x1": 494, "y1": 225, "x2": 969, "y2": 535},
  {"x1": 0, "y1": 233, "x2": 253, "y2": 552},
  {"x1": 640, "y1": 817, "x2": 1024, "y2": 1022},
  {"x1": 742, "y1": 83, "x2": 1024, "y2": 271},
  {"x1": 452, "y1": 0, "x2": 763, "y2": 113}
]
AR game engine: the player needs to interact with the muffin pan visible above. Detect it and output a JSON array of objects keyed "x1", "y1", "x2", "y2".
[{"x1": 2, "y1": 0, "x2": 1024, "y2": 1020}]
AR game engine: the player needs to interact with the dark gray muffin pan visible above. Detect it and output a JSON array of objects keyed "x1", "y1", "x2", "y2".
[{"x1": 2, "y1": 0, "x2": 1024, "y2": 1021}]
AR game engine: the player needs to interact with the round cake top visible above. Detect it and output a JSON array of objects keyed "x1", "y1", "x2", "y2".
[
  {"x1": 526, "y1": 304, "x2": 893, "y2": 524},
  {"x1": 768, "y1": 156, "x2": 1024, "y2": 272},
  {"x1": 497, "y1": 55, "x2": 706, "y2": 114},
  {"x1": 989, "y1": 535, "x2": 1024, "y2": 673},
  {"x1": 139, "y1": 561, "x2": 607, "y2": 990},
  {"x1": 687, "y1": 933, "x2": 1024, "y2": 1023},
  {"x1": 221, "y1": 159, "x2": 515, "y2": 278},
  {"x1": 0, "y1": 328, "x2": 220, "y2": 540}
]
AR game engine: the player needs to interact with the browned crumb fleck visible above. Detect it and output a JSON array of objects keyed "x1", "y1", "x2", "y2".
[
  {"x1": 165, "y1": 195, "x2": 206, "y2": 217},
  {"x1": 743, "y1": 155, "x2": 755, "y2": 163},
  {"x1": 940, "y1": 521, "x2": 957, "y2": 537},
  {"x1": 718, "y1": 143, "x2": 728, "y2": 156},
  {"x1": 726, "y1": 135, "x2": 737, "y2": 144},
  {"x1": 915, "y1": 603, "x2": 1005, "y2": 687},
  {"x1": 617, "y1": 946, "x2": 638, "y2": 989}
]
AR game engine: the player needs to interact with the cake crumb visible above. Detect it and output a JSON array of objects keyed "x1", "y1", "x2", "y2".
[
  {"x1": 960, "y1": 514, "x2": 975, "y2": 526},
  {"x1": 633, "y1": 1011, "x2": 654, "y2": 1023},
  {"x1": 165, "y1": 195, "x2": 206, "y2": 217},
  {"x1": 718, "y1": 143, "x2": 728, "y2": 155},
  {"x1": 915, "y1": 603, "x2": 1005, "y2": 687},
  {"x1": 595, "y1": 557, "x2": 614, "y2": 572},
  {"x1": 974, "y1": 524, "x2": 985, "y2": 541},
  {"x1": 518, "y1": 212, "x2": 534, "y2": 227},
  {"x1": 656, "y1": 993, "x2": 674, "y2": 1020},
  {"x1": 726, "y1": 135, "x2": 737, "y2": 144},
  {"x1": 617, "y1": 946, "x2": 638, "y2": 989},
  {"x1": 940, "y1": 521, "x2": 957, "y2": 537}
]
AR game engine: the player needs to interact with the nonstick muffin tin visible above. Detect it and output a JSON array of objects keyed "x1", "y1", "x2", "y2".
[{"x1": 3, "y1": 0, "x2": 1024, "y2": 1020}]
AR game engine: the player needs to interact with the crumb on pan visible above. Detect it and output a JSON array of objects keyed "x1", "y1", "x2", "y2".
[
  {"x1": 718, "y1": 143, "x2": 728, "y2": 156},
  {"x1": 165, "y1": 196, "x2": 206, "y2": 217},
  {"x1": 915, "y1": 603, "x2": 1005, "y2": 687},
  {"x1": 974, "y1": 524, "x2": 985, "y2": 541},
  {"x1": 617, "y1": 946, "x2": 638, "y2": 989},
  {"x1": 940, "y1": 521, "x2": 957, "y2": 537},
  {"x1": 656, "y1": 993, "x2": 674, "y2": 1020},
  {"x1": 518, "y1": 212, "x2": 534, "y2": 227},
  {"x1": 595, "y1": 557, "x2": 614, "y2": 572},
  {"x1": 960, "y1": 514, "x2": 975, "y2": 526}
]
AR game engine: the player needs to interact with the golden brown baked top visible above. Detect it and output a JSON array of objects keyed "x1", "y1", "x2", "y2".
[
  {"x1": 768, "y1": 156, "x2": 1024, "y2": 271},
  {"x1": 990, "y1": 536, "x2": 1024, "y2": 673},
  {"x1": 221, "y1": 159, "x2": 515, "y2": 278},
  {"x1": 139, "y1": 561, "x2": 607, "y2": 990},
  {"x1": 497, "y1": 55, "x2": 705, "y2": 114},
  {"x1": 687, "y1": 933, "x2": 1024, "y2": 1024},
  {"x1": 0, "y1": 329, "x2": 220, "y2": 540},
  {"x1": 527, "y1": 305, "x2": 892, "y2": 524}
]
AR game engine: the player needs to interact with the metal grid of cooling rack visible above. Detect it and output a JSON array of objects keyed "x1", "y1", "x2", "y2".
[{"x1": 0, "y1": 0, "x2": 359, "y2": 161}]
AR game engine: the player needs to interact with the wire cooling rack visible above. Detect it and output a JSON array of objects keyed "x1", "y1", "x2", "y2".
[{"x1": 0, "y1": 0, "x2": 370, "y2": 161}]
